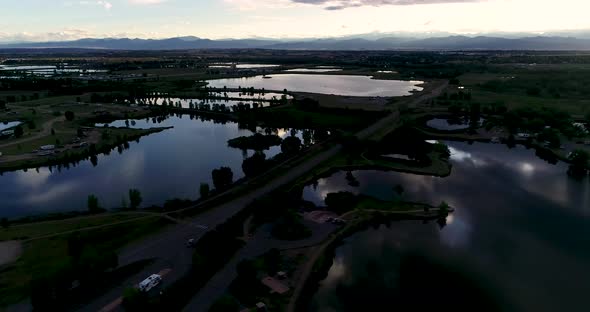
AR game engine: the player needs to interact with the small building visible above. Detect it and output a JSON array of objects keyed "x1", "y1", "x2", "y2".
[
  {"x1": 256, "y1": 302, "x2": 267, "y2": 312},
  {"x1": 261, "y1": 276, "x2": 290, "y2": 294}
]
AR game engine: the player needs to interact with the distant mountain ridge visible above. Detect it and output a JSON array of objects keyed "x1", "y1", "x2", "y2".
[{"x1": 2, "y1": 35, "x2": 590, "y2": 50}]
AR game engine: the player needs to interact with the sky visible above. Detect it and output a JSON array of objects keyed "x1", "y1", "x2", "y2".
[{"x1": 1, "y1": 0, "x2": 590, "y2": 42}]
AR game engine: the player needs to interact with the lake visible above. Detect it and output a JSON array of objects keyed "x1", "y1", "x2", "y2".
[
  {"x1": 284, "y1": 68, "x2": 343, "y2": 73},
  {"x1": 0, "y1": 65, "x2": 106, "y2": 77},
  {"x1": 305, "y1": 141, "x2": 590, "y2": 312},
  {"x1": 0, "y1": 121, "x2": 21, "y2": 132},
  {"x1": 208, "y1": 64, "x2": 280, "y2": 69},
  {"x1": 206, "y1": 74, "x2": 424, "y2": 97},
  {"x1": 0, "y1": 115, "x2": 317, "y2": 218}
]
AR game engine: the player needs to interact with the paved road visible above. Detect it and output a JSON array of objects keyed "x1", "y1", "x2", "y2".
[
  {"x1": 183, "y1": 221, "x2": 339, "y2": 312},
  {"x1": 0, "y1": 116, "x2": 63, "y2": 149},
  {"x1": 79, "y1": 144, "x2": 341, "y2": 312}
]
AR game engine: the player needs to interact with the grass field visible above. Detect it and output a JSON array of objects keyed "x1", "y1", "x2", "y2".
[
  {"x1": 457, "y1": 65, "x2": 590, "y2": 116},
  {"x1": 0, "y1": 216, "x2": 171, "y2": 306},
  {"x1": 0, "y1": 213, "x2": 149, "y2": 241}
]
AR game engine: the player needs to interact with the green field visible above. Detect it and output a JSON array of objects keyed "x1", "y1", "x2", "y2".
[{"x1": 0, "y1": 216, "x2": 170, "y2": 306}]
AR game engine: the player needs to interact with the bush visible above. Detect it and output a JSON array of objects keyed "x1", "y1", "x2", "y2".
[
  {"x1": 65, "y1": 111, "x2": 75, "y2": 121},
  {"x1": 87, "y1": 194, "x2": 101, "y2": 213},
  {"x1": 209, "y1": 295, "x2": 240, "y2": 312},
  {"x1": 281, "y1": 136, "x2": 302, "y2": 155},
  {"x1": 227, "y1": 133, "x2": 282, "y2": 151},
  {"x1": 212, "y1": 167, "x2": 233, "y2": 190},
  {"x1": 271, "y1": 211, "x2": 311, "y2": 241},
  {"x1": 129, "y1": 189, "x2": 142, "y2": 209},
  {"x1": 325, "y1": 192, "x2": 358, "y2": 214},
  {"x1": 199, "y1": 183, "x2": 210, "y2": 199}
]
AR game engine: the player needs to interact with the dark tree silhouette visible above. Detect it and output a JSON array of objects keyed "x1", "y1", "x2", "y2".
[
  {"x1": 87, "y1": 194, "x2": 100, "y2": 213},
  {"x1": 129, "y1": 189, "x2": 142, "y2": 209},
  {"x1": 200, "y1": 183, "x2": 210, "y2": 199},
  {"x1": 281, "y1": 136, "x2": 302, "y2": 155},
  {"x1": 212, "y1": 167, "x2": 233, "y2": 190},
  {"x1": 65, "y1": 111, "x2": 75, "y2": 121}
]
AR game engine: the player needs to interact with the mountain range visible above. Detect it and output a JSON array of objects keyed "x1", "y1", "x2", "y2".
[{"x1": 2, "y1": 35, "x2": 590, "y2": 50}]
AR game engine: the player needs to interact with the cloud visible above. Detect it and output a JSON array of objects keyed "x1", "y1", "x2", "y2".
[
  {"x1": 291, "y1": 0, "x2": 483, "y2": 10},
  {"x1": 128, "y1": 0, "x2": 167, "y2": 4},
  {"x1": 78, "y1": 1, "x2": 113, "y2": 10},
  {"x1": 99, "y1": 1, "x2": 113, "y2": 9}
]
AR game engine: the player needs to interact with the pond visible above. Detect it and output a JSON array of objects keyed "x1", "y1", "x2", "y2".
[
  {"x1": 0, "y1": 115, "x2": 318, "y2": 218},
  {"x1": 0, "y1": 121, "x2": 21, "y2": 132},
  {"x1": 0, "y1": 65, "x2": 106, "y2": 77},
  {"x1": 284, "y1": 68, "x2": 343, "y2": 73},
  {"x1": 305, "y1": 141, "x2": 590, "y2": 312},
  {"x1": 206, "y1": 74, "x2": 424, "y2": 97},
  {"x1": 426, "y1": 117, "x2": 484, "y2": 131},
  {"x1": 208, "y1": 64, "x2": 280, "y2": 69}
]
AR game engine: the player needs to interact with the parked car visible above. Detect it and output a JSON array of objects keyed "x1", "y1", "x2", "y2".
[{"x1": 186, "y1": 238, "x2": 196, "y2": 247}]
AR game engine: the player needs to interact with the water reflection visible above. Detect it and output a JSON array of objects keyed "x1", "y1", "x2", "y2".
[
  {"x1": 307, "y1": 141, "x2": 590, "y2": 312},
  {"x1": 0, "y1": 116, "x2": 315, "y2": 217},
  {"x1": 206, "y1": 74, "x2": 423, "y2": 97}
]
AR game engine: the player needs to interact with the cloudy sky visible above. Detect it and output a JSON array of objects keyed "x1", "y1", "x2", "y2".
[{"x1": 1, "y1": 0, "x2": 590, "y2": 42}]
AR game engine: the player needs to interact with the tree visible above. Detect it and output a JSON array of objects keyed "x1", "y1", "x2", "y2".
[
  {"x1": 212, "y1": 167, "x2": 233, "y2": 190},
  {"x1": 281, "y1": 136, "x2": 302, "y2": 155},
  {"x1": 64, "y1": 111, "x2": 75, "y2": 121},
  {"x1": 438, "y1": 201, "x2": 450, "y2": 216},
  {"x1": 122, "y1": 287, "x2": 147, "y2": 311},
  {"x1": 1, "y1": 217, "x2": 8, "y2": 229},
  {"x1": 393, "y1": 184, "x2": 404, "y2": 196},
  {"x1": 87, "y1": 194, "x2": 100, "y2": 213},
  {"x1": 325, "y1": 192, "x2": 358, "y2": 214},
  {"x1": 264, "y1": 248, "x2": 282, "y2": 275},
  {"x1": 199, "y1": 183, "x2": 210, "y2": 199},
  {"x1": 0, "y1": 100, "x2": 6, "y2": 109},
  {"x1": 242, "y1": 152, "x2": 267, "y2": 177},
  {"x1": 129, "y1": 189, "x2": 142, "y2": 209},
  {"x1": 209, "y1": 295, "x2": 240, "y2": 312},
  {"x1": 14, "y1": 125, "x2": 24, "y2": 138},
  {"x1": 569, "y1": 149, "x2": 589, "y2": 168}
]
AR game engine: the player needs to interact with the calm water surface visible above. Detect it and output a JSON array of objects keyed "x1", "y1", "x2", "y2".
[
  {"x1": 305, "y1": 141, "x2": 590, "y2": 312},
  {"x1": 0, "y1": 121, "x2": 21, "y2": 131},
  {"x1": 284, "y1": 68, "x2": 343, "y2": 73},
  {"x1": 0, "y1": 116, "x2": 313, "y2": 218},
  {"x1": 426, "y1": 117, "x2": 484, "y2": 131},
  {"x1": 207, "y1": 74, "x2": 423, "y2": 97}
]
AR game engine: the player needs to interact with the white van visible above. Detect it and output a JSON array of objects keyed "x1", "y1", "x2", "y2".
[{"x1": 138, "y1": 274, "x2": 162, "y2": 292}]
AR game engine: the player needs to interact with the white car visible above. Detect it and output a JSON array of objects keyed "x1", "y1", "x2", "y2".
[{"x1": 138, "y1": 274, "x2": 162, "y2": 292}]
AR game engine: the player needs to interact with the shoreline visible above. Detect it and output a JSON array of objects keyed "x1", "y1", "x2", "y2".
[
  {"x1": 288, "y1": 206, "x2": 454, "y2": 312},
  {"x1": 0, "y1": 126, "x2": 171, "y2": 173}
]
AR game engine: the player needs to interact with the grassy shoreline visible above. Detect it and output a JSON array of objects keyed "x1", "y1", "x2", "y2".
[{"x1": 0, "y1": 126, "x2": 171, "y2": 173}]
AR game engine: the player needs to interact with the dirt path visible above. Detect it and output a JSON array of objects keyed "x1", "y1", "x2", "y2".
[
  {"x1": 0, "y1": 116, "x2": 63, "y2": 149},
  {"x1": 0, "y1": 241, "x2": 22, "y2": 266}
]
